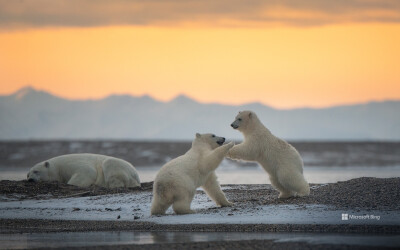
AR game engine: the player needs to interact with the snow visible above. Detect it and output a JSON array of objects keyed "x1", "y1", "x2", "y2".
[{"x1": 1, "y1": 189, "x2": 399, "y2": 225}]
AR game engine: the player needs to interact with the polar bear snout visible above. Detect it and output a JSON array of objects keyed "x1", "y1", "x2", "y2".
[
  {"x1": 231, "y1": 123, "x2": 239, "y2": 129},
  {"x1": 27, "y1": 171, "x2": 40, "y2": 182},
  {"x1": 27, "y1": 172, "x2": 39, "y2": 182},
  {"x1": 217, "y1": 137, "x2": 225, "y2": 145}
]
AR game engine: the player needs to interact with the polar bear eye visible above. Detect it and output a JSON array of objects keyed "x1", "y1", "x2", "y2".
[
  {"x1": 212, "y1": 134, "x2": 215, "y2": 137},
  {"x1": 238, "y1": 118, "x2": 242, "y2": 121},
  {"x1": 33, "y1": 171, "x2": 39, "y2": 174}
]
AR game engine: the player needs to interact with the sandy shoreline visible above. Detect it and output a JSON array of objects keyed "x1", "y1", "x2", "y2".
[{"x1": 1, "y1": 177, "x2": 399, "y2": 249}]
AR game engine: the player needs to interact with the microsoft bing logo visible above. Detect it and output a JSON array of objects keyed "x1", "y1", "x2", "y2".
[{"x1": 342, "y1": 214, "x2": 349, "y2": 220}]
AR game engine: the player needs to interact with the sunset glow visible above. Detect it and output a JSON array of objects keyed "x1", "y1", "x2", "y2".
[{"x1": 1, "y1": 0, "x2": 400, "y2": 109}]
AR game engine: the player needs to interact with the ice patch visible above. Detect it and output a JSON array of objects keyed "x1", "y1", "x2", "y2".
[
  {"x1": 69, "y1": 142, "x2": 83, "y2": 151},
  {"x1": 139, "y1": 150, "x2": 156, "y2": 158},
  {"x1": 1, "y1": 189, "x2": 399, "y2": 226},
  {"x1": 8, "y1": 153, "x2": 26, "y2": 161},
  {"x1": 101, "y1": 142, "x2": 114, "y2": 148}
]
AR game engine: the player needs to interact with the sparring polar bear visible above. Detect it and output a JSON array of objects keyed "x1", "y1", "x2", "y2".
[
  {"x1": 151, "y1": 133, "x2": 234, "y2": 215},
  {"x1": 27, "y1": 153, "x2": 140, "y2": 188},
  {"x1": 228, "y1": 111, "x2": 310, "y2": 198}
]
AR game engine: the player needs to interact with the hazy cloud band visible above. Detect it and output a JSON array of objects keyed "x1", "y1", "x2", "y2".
[{"x1": 1, "y1": 0, "x2": 400, "y2": 29}]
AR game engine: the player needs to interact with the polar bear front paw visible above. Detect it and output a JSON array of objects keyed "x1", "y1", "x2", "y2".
[{"x1": 225, "y1": 141, "x2": 234, "y2": 149}]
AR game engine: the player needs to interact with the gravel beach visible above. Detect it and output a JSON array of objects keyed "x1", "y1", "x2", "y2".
[
  {"x1": 1, "y1": 177, "x2": 399, "y2": 249},
  {"x1": 1, "y1": 177, "x2": 399, "y2": 210}
]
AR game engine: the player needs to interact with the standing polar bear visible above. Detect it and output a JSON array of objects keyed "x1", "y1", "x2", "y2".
[
  {"x1": 228, "y1": 111, "x2": 310, "y2": 198},
  {"x1": 151, "y1": 133, "x2": 234, "y2": 215},
  {"x1": 27, "y1": 153, "x2": 141, "y2": 188}
]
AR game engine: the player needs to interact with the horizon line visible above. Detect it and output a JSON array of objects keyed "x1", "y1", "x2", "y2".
[{"x1": 3, "y1": 85, "x2": 400, "y2": 111}]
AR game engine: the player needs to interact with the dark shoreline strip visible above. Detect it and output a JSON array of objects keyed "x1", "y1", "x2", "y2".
[{"x1": 1, "y1": 219, "x2": 399, "y2": 234}]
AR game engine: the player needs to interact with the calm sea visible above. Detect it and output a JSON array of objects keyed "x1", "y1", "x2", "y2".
[{"x1": 1, "y1": 141, "x2": 399, "y2": 184}]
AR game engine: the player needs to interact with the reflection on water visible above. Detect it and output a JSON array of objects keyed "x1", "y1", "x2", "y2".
[
  {"x1": 0, "y1": 231, "x2": 399, "y2": 249},
  {"x1": 2, "y1": 165, "x2": 400, "y2": 184}
]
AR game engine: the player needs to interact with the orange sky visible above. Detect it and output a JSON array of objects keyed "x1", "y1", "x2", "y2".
[{"x1": 1, "y1": 1, "x2": 400, "y2": 108}]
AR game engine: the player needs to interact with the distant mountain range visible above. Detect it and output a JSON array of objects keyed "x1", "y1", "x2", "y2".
[{"x1": 0, "y1": 86, "x2": 399, "y2": 140}]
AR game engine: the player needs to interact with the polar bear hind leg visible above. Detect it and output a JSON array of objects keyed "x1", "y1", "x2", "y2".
[
  {"x1": 107, "y1": 177, "x2": 126, "y2": 188},
  {"x1": 151, "y1": 181, "x2": 192, "y2": 215},
  {"x1": 295, "y1": 174, "x2": 310, "y2": 197},
  {"x1": 102, "y1": 158, "x2": 133, "y2": 188},
  {"x1": 102, "y1": 159, "x2": 126, "y2": 188},
  {"x1": 172, "y1": 198, "x2": 195, "y2": 214},
  {"x1": 67, "y1": 173, "x2": 95, "y2": 188},
  {"x1": 269, "y1": 175, "x2": 294, "y2": 198},
  {"x1": 151, "y1": 193, "x2": 172, "y2": 215},
  {"x1": 276, "y1": 168, "x2": 310, "y2": 198},
  {"x1": 171, "y1": 188, "x2": 195, "y2": 215}
]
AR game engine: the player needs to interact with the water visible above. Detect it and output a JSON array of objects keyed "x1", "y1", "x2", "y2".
[
  {"x1": 146, "y1": 165, "x2": 400, "y2": 184},
  {"x1": 0, "y1": 231, "x2": 399, "y2": 249},
  {"x1": 2, "y1": 165, "x2": 400, "y2": 184},
  {"x1": 1, "y1": 141, "x2": 400, "y2": 184}
]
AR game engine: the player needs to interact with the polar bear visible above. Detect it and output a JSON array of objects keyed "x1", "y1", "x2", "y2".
[
  {"x1": 27, "y1": 153, "x2": 140, "y2": 188},
  {"x1": 228, "y1": 111, "x2": 310, "y2": 198},
  {"x1": 151, "y1": 133, "x2": 234, "y2": 215}
]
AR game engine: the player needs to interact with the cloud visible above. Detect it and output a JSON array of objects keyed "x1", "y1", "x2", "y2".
[{"x1": 0, "y1": 0, "x2": 400, "y2": 29}]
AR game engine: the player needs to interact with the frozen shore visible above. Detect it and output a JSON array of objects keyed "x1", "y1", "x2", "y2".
[
  {"x1": 0, "y1": 177, "x2": 399, "y2": 249},
  {"x1": 0, "y1": 177, "x2": 399, "y2": 233}
]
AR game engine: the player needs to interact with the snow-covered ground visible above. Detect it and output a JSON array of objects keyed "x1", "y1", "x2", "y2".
[{"x1": 1, "y1": 187, "x2": 398, "y2": 226}]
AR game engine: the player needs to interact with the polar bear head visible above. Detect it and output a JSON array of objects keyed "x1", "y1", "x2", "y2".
[
  {"x1": 27, "y1": 161, "x2": 51, "y2": 182},
  {"x1": 194, "y1": 133, "x2": 225, "y2": 149},
  {"x1": 230, "y1": 110, "x2": 259, "y2": 133}
]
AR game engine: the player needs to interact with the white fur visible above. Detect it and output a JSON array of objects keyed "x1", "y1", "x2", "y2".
[
  {"x1": 228, "y1": 111, "x2": 310, "y2": 198},
  {"x1": 27, "y1": 153, "x2": 140, "y2": 188},
  {"x1": 151, "y1": 133, "x2": 234, "y2": 215}
]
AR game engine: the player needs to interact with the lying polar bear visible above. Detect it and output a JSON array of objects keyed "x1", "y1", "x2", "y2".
[
  {"x1": 151, "y1": 133, "x2": 234, "y2": 215},
  {"x1": 228, "y1": 111, "x2": 310, "y2": 198},
  {"x1": 27, "y1": 153, "x2": 140, "y2": 188}
]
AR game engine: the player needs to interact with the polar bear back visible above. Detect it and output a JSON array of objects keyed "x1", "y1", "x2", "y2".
[
  {"x1": 28, "y1": 153, "x2": 140, "y2": 188},
  {"x1": 48, "y1": 153, "x2": 106, "y2": 183}
]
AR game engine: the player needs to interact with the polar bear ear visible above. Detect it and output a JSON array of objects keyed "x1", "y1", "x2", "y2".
[
  {"x1": 196, "y1": 133, "x2": 201, "y2": 138},
  {"x1": 44, "y1": 161, "x2": 50, "y2": 168},
  {"x1": 248, "y1": 112, "x2": 252, "y2": 118}
]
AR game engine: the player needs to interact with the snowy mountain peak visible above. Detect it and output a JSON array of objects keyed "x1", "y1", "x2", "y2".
[
  {"x1": 13, "y1": 86, "x2": 37, "y2": 100},
  {"x1": 171, "y1": 94, "x2": 197, "y2": 104},
  {"x1": 1, "y1": 87, "x2": 399, "y2": 140}
]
